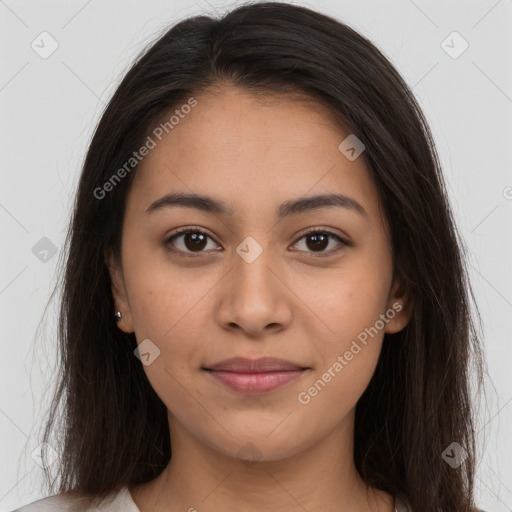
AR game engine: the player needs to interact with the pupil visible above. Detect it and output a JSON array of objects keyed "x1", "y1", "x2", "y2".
[
  {"x1": 185, "y1": 233, "x2": 207, "y2": 251},
  {"x1": 182, "y1": 232, "x2": 329, "y2": 253},
  {"x1": 308, "y1": 234, "x2": 328, "y2": 251}
]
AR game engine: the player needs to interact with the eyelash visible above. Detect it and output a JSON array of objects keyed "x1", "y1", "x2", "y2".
[{"x1": 164, "y1": 226, "x2": 350, "y2": 258}]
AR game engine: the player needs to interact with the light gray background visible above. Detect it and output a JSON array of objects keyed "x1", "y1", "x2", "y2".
[{"x1": 1, "y1": 0, "x2": 511, "y2": 510}]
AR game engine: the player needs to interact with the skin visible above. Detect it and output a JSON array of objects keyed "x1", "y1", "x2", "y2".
[{"x1": 107, "y1": 83, "x2": 412, "y2": 512}]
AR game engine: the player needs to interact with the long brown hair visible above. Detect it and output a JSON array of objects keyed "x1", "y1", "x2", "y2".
[{"x1": 33, "y1": 2, "x2": 485, "y2": 510}]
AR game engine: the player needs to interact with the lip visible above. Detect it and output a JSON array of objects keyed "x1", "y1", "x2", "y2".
[
  {"x1": 203, "y1": 357, "x2": 310, "y2": 395},
  {"x1": 205, "y1": 357, "x2": 307, "y2": 373}
]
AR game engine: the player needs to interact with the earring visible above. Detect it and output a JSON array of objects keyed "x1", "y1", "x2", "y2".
[{"x1": 114, "y1": 311, "x2": 122, "y2": 322}]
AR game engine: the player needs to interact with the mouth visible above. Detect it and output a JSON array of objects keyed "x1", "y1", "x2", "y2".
[{"x1": 202, "y1": 357, "x2": 310, "y2": 395}]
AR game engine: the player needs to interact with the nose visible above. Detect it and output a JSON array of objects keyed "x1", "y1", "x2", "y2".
[{"x1": 215, "y1": 245, "x2": 293, "y2": 338}]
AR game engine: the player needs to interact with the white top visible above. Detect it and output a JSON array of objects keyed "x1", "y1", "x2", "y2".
[
  {"x1": 12, "y1": 486, "x2": 412, "y2": 511},
  {"x1": 11, "y1": 486, "x2": 140, "y2": 512}
]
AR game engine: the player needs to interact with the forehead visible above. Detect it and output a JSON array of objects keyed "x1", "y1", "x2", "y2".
[{"x1": 127, "y1": 84, "x2": 383, "y2": 224}]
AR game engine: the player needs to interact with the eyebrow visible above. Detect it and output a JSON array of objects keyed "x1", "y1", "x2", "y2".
[{"x1": 145, "y1": 192, "x2": 367, "y2": 219}]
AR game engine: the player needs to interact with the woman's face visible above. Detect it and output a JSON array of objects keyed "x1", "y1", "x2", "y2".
[{"x1": 108, "y1": 84, "x2": 410, "y2": 462}]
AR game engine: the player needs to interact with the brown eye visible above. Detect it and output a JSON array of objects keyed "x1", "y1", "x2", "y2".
[
  {"x1": 164, "y1": 226, "x2": 349, "y2": 258},
  {"x1": 292, "y1": 229, "x2": 349, "y2": 256},
  {"x1": 165, "y1": 228, "x2": 220, "y2": 255},
  {"x1": 181, "y1": 232, "x2": 208, "y2": 251},
  {"x1": 305, "y1": 232, "x2": 329, "y2": 251}
]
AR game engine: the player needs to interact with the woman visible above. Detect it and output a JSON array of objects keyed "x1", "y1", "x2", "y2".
[{"x1": 14, "y1": 2, "x2": 486, "y2": 511}]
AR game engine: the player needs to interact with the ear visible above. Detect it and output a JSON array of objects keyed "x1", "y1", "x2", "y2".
[
  {"x1": 105, "y1": 249, "x2": 135, "y2": 334},
  {"x1": 385, "y1": 272, "x2": 414, "y2": 334}
]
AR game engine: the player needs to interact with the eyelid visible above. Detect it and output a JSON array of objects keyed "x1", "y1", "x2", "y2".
[
  {"x1": 172, "y1": 225, "x2": 215, "y2": 238},
  {"x1": 164, "y1": 225, "x2": 351, "y2": 256},
  {"x1": 164, "y1": 225, "x2": 220, "y2": 258},
  {"x1": 294, "y1": 225, "x2": 351, "y2": 245},
  {"x1": 289, "y1": 226, "x2": 351, "y2": 258}
]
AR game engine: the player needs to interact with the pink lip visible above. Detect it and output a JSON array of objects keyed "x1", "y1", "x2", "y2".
[
  {"x1": 203, "y1": 357, "x2": 309, "y2": 394},
  {"x1": 207, "y1": 369, "x2": 306, "y2": 394},
  {"x1": 205, "y1": 356, "x2": 307, "y2": 372}
]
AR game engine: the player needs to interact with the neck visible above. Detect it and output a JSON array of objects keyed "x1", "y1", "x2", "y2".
[{"x1": 130, "y1": 408, "x2": 394, "y2": 512}]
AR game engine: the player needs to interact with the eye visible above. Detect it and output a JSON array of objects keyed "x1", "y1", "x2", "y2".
[
  {"x1": 164, "y1": 226, "x2": 350, "y2": 257},
  {"x1": 291, "y1": 227, "x2": 350, "y2": 257},
  {"x1": 164, "y1": 226, "x2": 221, "y2": 256}
]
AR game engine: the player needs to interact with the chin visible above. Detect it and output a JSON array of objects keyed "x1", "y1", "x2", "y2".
[{"x1": 198, "y1": 422, "x2": 313, "y2": 464}]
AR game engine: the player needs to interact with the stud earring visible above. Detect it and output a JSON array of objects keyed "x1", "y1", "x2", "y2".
[{"x1": 114, "y1": 311, "x2": 122, "y2": 322}]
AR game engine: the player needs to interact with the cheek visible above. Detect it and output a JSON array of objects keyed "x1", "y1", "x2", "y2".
[
  {"x1": 305, "y1": 255, "x2": 391, "y2": 336},
  {"x1": 126, "y1": 276, "x2": 208, "y2": 414},
  {"x1": 130, "y1": 281, "x2": 208, "y2": 366},
  {"x1": 124, "y1": 243, "x2": 214, "y2": 338},
  {"x1": 295, "y1": 346, "x2": 380, "y2": 438},
  {"x1": 124, "y1": 259, "x2": 223, "y2": 379},
  {"x1": 298, "y1": 272, "x2": 390, "y2": 421},
  {"x1": 299, "y1": 257, "x2": 392, "y2": 407}
]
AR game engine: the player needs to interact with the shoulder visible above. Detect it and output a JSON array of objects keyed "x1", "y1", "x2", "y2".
[
  {"x1": 395, "y1": 494, "x2": 488, "y2": 512},
  {"x1": 10, "y1": 486, "x2": 139, "y2": 512},
  {"x1": 10, "y1": 493, "x2": 74, "y2": 511}
]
